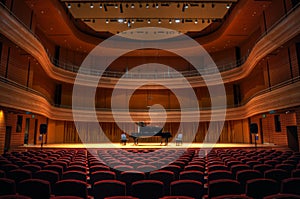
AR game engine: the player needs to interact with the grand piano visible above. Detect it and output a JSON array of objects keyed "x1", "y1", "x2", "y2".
[{"x1": 129, "y1": 126, "x2": 172, "y2": 145}]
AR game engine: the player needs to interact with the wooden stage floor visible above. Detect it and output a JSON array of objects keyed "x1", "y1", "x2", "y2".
[{"x1": 20, "y1": 142, "x2": 280, "y2": 150}]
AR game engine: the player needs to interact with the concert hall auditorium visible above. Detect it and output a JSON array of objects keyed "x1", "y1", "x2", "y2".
[{"x1": 0, "y1": 0, "x2": 300, "y2": 198}]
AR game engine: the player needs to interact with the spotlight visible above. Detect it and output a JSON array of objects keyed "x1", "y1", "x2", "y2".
[
  {"x1": 185, "y1": 4, "x2": 188, "y2": 9},
  {"x1": 92, "y1": 19, "x2": 95, "y2": 23},
  {"x1": 125, "y1": 4, "x2": 129, "y2": 8},
  {"x1": 177, "y1": 3, "x2": 180, "y2": 8},
  {"x1": 226, "y1": 4, "x2": 230, "y2": 9},
  {"x1": 114, "y1": 4, "x2": 118, "y2": 8},
  {"x1": 118, "y1": 18, "x2": 124, "y2": 23},
  {"x1": 99, "y1": 4, "x2": 102, "y2": 8},
  {"x1": 139, "y1": 3, "x2": 142, "y2": 8},
  {"x1": 105, "y1": 19, "x2": 109, "y2": 24},
  {"x1": 77, "y1": 3, "x2": 80, "y2": 8},
  {"x1": 156, "y1": 3, "x2": 159, "y2": 8},
  {"x1": 175, "y1": 19, "x2": 181, "y2": 23},
  {"x1": 147, "y1": 19, "x2": 151, "y2": 24},
  {"x1": 131, "y1": 3, "x2": 135, "y2": 8},
  {"x1": 67, "y1": 3, "x2": 71, "y2": 9},
  {"x1": 211, "y1": 3, "x2": 215, "y2": 8},
  {"x1": 202, "y1": 19, "x2": 205, "y2": 23},
  {"x1": 158, "y1": 19, "x2": 162, "y2": 24},
  {"x1": 207, "y1": 19, "x2": 210, "y2": 23},
  {"x1": 169, "y1": 19, "x2": 172, "y2": 24},
  {"x1": 194, "y1": 19, "x2": 198, "y2": 24},
  {"x1": 90, "y1": 3, "x2": 94, "y2": 8},
  {"x1": 131, "y1": 19, "x2": 135, "y2": 24},
  {"x1": 146, "y1": 3, "x2": 149, "y2": 8},
  {"x1": 201, "y1": 3, "x2": 205, "y2": 8},
  {"x1": 124, "y1": 19, "x2": 127, "y2": 24}
]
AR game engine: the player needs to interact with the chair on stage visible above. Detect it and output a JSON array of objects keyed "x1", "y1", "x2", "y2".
[
  {"x1": 175, "y1": 133, "x2": 183, "y2": 146},
  {"x1": 120, "y1": 133, "x2": 128, "y2": 146}
]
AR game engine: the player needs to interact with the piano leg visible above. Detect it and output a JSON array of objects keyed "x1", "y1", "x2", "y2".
[{"x1": 165, "y1": 137, "x2": 169, "y2": 146}]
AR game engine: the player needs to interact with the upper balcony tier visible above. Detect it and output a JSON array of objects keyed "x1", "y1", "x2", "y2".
[{"x1": 0, "y1": 3, "x2": 299, "y2": 89}]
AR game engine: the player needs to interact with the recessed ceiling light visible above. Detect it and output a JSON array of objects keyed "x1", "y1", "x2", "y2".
[
  {"x1": 105, "y1": 19, "x2": 109, "y2": 24},
  {"x1": 147, "y1": 19, "x2": 151, "y2": 24},
  {"x1": 99, "y1": 4, "x2": 102, "y2": 8},
  {"x1": 226, "y1": 4, "x2": 230, "y2": 9},
  {"x1": 158, "y1": 19, "x2": 162, "y2": 24},
  {"x1": 175, "y1": 19, "x2": 181, "y2": 23},
  {"x1": 131, "y1": 4, "x2": 135, "y2": 8},
  {"x1": 194, "y1": 19, "x2": 198, "y2": 24},
  {"x1": 118, "y1": 19, "x2": 124, "y2": 23},
  {"x1": 90, "y1": 3, "x2": 94, "y2": 9},
  {"x1": 169, "y1": 19, "x2": 172, "y2": 24},
  {"x1": 115, "y1": 4, "x2": 118, "y2": 8},
  {"x1": 146, "y1": 3, "x2": 149, "y2": 8},
  {"x1": 67, "y1": 3, "x2": 71, "y2": 9}
]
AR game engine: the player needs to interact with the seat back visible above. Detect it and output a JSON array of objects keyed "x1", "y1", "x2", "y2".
[
  {"x1": 246, "y1": 178, "x2": 279, "y2": 199},
  {"x1": 92, "y1": 180, "x2": 126, "y2": 199},
  {"x1": 131, "y1": 180, "x2": 164, "y2": 199},
  {"x1": 171, "y1": 179, "x2": 204, "y2": 199},
  {"x1": 18, "y1": 179, "x2": 50, "y2": 199},
  {"x1": 54, "y1": 179, "x2": 88, "y2": 199},
  {"x1": 208, "y1": 179, "x2": 242, "y2": 198}
]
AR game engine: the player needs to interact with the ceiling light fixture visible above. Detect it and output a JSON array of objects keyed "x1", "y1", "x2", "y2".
[
  {"x1": 118, "y1": 18, "x2": 124, "y2": 23},
  {"x1": 201, "y1": 3, "x2": 205, "y2": 8},
  {"x1": 185, "y1": 4, "x2": 189, "y2": 9},
  {"x1": 90, "y1": 3, "x2": 94, "y2": 9},
  {"x1": 156, "y1": 3, "x2": 159, "y2": 8},
  {"x1": 211, "y1": 3, "x2": 215, "y2": 8},
  {"x1": 147, "y1": 19, "x2": 151, "y2": 24},
  {"x1": 77, "y1": 3, "x2": 80, "y2": 8},
  {"x1": 114, "y1": 4, "x2": 118, "y2": 8},
  {"x1": 131, "y1": 3, "x2": 135, "y2": 8},
  {"x1": 145, "y1": 3, "x2": 149, "y2": 8},
  {"x1": 131, "y1": 19, "x2": 135, "y2": 24},
  {"x1": 226, "y1": 4, "x2": 230, "y2": 9},
  {"x1": 175, "y1": 19, "x2": 181, "y2": 23},
  {"x1": 202, "y1": 19, "x2": 205, "y2": 23},
  {"x1": 67, "y1": 3, "x2": 71, "y2": 9},
  {"x1": 158, "y1": 19, "x2": 162, "y2": 24},
  {"x1": 177, "y1": 3, "x2": 180, "y2": 8},
  {"x1": 194, "y1": 19, "x2": 198, "y2": 24},
  {"x1": 99, "y1": 4, "x2": 102, "y2": 8},
  {"x1": 105, "y1": 19, "x2": 109, "y2": 23},
  {"x1": 169, "y1": 19, "x2": 172, "y2": 24},
  {"x1": 139, "y1": 3, "x2": 142, "y2": 8}
]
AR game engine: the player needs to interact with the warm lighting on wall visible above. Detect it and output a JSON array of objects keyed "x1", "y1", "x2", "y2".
[{"x1": 0, "y1": 110, "x2": 4, "y2": 121}]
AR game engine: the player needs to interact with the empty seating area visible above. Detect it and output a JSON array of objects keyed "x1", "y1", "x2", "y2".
[{"x1": 0, "y1": 148, "x2": 300, "y2": 198}]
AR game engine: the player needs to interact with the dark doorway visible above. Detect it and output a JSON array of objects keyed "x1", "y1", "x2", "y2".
[
  {"x1": 33, "y1": 119, "x2": 38, "y2": 145},
  {"x1": 4, "y1": 126, "x2": 12, "y2": 153},
  {"x1": 24, "y1": 118, "x2": 30, "y2": 144},
  {"x1": 286, "y1": 126, "x2": 299, "y2": 152},
  {"x1": 259, "y1": 118, "x2": 264, "y2": 144}
]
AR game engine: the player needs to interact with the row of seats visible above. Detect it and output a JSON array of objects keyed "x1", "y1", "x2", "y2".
[{"x1": 0, "y1": 148, "x2": 300, "y2": 198}]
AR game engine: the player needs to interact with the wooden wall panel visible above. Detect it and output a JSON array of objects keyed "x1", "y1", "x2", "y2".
[
  {"x1": 31, "y1": 62, "x2": 56, "y2": 103},
  {"x1": 268, "y1": 48, "x2": 292, "y2": 86},
  {"x1": 11, "y1": 0, "x2": 32, "y2": 29},
  {"x1": 240, "y1": 63, "x2": 266, "y2": 102},
  {"x1": 296, "y1": 109, "x2": 300, "y2": 152},
  {"x1": 0, "y1": 110, "x2": 6, "y2": 154},
  {"x1": 252, "y1": 113, "x2": 296, "y2": 147},
  {"x1": 264, "y1": 0, "x2": 285, "y2": 31}
]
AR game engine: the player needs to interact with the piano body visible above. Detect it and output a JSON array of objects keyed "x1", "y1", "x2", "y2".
[{"x1": 129, "y1": 126, "x2": 172, "y2": 145}]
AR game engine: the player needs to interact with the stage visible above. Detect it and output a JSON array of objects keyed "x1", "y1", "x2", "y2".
[{"x1": 19, "y1": 142, "x2": 281, "y2": 150}]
